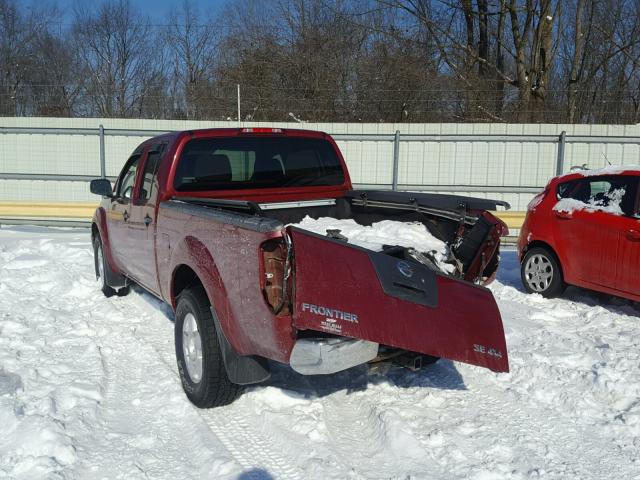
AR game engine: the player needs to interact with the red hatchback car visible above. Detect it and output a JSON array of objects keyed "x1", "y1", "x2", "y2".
[{"x1": 518, "y1": 166, "x2": 640, "y2": 301}]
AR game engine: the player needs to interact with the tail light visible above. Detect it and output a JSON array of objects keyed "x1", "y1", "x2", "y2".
[
  {"x1": 260, "y1": 238, "x2": 290, "y2": 314},
  {"x1": 496, "y1": 217, "x2": 509, "y2": 237},
  {"x1": 527, "y1": 189, "x2": 549, "y2": 211}
]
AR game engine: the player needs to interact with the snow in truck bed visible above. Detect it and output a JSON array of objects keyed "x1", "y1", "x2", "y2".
[
  {"x1": 292, "y1": 216, "x2": 454, "y2": 272},
  {"x1": 1, "y1": 226, "x2": 639, "y2": 479}
]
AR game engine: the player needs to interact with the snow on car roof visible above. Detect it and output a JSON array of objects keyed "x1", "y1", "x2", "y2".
[{"x1": 566, "y1": 164, "x2": 640, "y2": 178}]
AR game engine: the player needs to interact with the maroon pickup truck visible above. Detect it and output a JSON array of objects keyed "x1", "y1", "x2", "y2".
[{"x1": 90, "y1": 127, "x2": 510, "y2": 408}]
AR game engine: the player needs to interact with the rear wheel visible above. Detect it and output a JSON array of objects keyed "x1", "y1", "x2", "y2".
[
  {"x1": 175, "y1": 286, "x2": 242, "y2": 408},
  {"x1": 521, "y1": 247, "x2": 566, "y2": 298}
]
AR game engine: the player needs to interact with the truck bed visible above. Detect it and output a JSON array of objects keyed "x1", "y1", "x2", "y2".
[
  {"x1": 159, "y1": 190, "x2": 509, "y2": 373},
  {"x1": 175, "y1": 190, "x2": 508, "y2": 283}
]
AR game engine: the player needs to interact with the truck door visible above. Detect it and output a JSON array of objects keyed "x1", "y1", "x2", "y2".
[
  {"x1": 124, "y1": 145, "x2": 164, "y2": 295},
  {"x1": 106, "y1": 153, "x2": 142, "y2": 271},
  {"x1": 287, "y1": 227, "x2": 509, "y2": 373}
]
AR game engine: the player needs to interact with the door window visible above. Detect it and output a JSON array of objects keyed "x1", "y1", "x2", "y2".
[
  {"x1": 556, "y1": 175, "x2": 639, "y2": 216},
  {"x1": 115, "y1": 155, "x2": 141, "y2": 199},
  {"x1": 139, "y1": 144, "x2": 165, "y2": 201}
]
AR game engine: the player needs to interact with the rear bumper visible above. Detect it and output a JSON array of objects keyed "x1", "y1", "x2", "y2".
[{"x1": 289, "y1": 337, "x2": 379, "y2": 375}]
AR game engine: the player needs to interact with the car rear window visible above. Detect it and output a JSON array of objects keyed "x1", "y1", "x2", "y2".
[{"x1": 174, "y1": 137, "x2": 345, "y2": 191}]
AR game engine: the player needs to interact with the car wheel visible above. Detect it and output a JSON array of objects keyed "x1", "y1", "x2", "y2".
[
  {"x1": 175, "y1": 286, "x2": 242, "y2": 408},
  {"x1": 521, "y1": 247, "x2": 566, "y2": 298},
  {"x1": 94, "y1": 236, "x2": 117, "y2": 298}
]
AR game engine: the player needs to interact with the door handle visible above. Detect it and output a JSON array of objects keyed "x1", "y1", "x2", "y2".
[
  {"x1": 554, "y1": 210, "x2": 572, "y2": 220},
  {"x1": 626, "y1": 229, "x2": 640, "y2": 241},
  {"x1": 144, "y1": 214, "x2": 152, "y2": 227},
  {"x1": 123, "y1": 210, "x2": 130, "y2": 222}
]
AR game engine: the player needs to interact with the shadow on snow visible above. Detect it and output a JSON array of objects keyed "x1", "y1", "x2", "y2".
[{"x1": 498, "y1": 249, "x2": 639, "y2": 318}]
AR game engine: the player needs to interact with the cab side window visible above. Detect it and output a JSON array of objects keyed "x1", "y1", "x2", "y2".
[
  {"x1": 115, "y1": 155, "x2": 141, "y2": 199},
  {"x1": 139, "y1": 144, "x2": 165, "y2": 201}
]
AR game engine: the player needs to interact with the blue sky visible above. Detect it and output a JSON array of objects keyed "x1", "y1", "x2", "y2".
[{"x1": 37, "y1": 0, "x2": 227, "y2": 22}]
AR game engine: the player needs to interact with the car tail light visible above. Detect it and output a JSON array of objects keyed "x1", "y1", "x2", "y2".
[
  {"x1": 260, "y1": 238, "x2": 290, "y2": 314},
  {"x1": 496, "y1": 217, "x2": 509, "y2": 237},
  {"x1": 240, "y1": 128, "x2": 283, "y2": 134},
  {"x1": 527, "y1": 189, "x2": 548, "y2": 211}
]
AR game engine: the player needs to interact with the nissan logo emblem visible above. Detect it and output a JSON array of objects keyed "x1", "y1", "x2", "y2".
[{"x1": 397, "y1": 261, "x2": 414, "y2": 278}]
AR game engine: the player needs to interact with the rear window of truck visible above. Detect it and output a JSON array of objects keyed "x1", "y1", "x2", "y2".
[{"x1": 174, "y1": 137, "x2": 345, "y2": 191}]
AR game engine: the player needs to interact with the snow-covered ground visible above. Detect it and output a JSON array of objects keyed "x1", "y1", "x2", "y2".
[{"x1": 1, "y1": 226, "x2": 639, "y2": 480}]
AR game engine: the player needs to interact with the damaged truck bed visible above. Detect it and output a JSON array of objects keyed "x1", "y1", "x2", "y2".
[{"x1": 90, "y1": 127, "x2": 510, "y2": 408}]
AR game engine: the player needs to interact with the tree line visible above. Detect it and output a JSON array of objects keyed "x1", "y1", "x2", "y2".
[{"x1": 2, "y1": 0, "x2": 640, "y2": 124}]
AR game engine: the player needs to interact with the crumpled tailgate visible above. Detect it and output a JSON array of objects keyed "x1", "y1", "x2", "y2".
[{"x1": 288, "y1": 226, "x2": 509, "y2": 373}]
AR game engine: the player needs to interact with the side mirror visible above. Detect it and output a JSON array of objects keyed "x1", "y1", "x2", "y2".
[{"x1": 90, "y1": 178, "x2": 113, "y2": 197}]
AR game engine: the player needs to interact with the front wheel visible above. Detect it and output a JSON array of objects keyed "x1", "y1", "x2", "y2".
[
  {"x1": 521, "y1": 247, "x2": 566, "y2": 298},
  {"x1": 93, "y1": 236, "x2": 129, "y2": 297},
  {"x1": 94, "y1": 236, "x2": 117, "y2": 298},
  {"x1": 175, "y1": 286, "x2": 242, "y2": 408}
]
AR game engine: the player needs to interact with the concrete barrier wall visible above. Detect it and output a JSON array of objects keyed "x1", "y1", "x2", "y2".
[{"x1": 2, "y1": 117, "x2": 640, "y2": 212}]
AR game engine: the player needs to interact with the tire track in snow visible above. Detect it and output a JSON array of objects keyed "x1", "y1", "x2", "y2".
[
  {"x1": 0, "y1": 232, "x2": 242, "y2": 479},
  {"x1": 443, "y1": 372, "x2": 633, "y2": 479},
  {"x1": 202, "y1": 409, "x2": 304, "y2": 480},
  {"x1": 110, "y1": 290, "x2": 305, "y2": 480},
  {"x1": 72, "y1": 294, "x2": 242, "y2": 479},
  {"x1": 295, "y1": 371, "x2": 434, "y2": 479},
  {"x1": 318, "y1": 391, "x2": 392, "y2": 478}
]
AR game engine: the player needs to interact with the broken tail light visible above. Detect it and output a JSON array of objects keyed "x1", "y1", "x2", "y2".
[{"x1": 260, "y1": 238, "x2": 290, "y2": 314}]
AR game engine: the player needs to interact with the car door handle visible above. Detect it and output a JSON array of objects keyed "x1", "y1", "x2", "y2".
[
  {"x1": 123, "y1": 210, "x2": 130, "y2": 222},
  {"x1": 144, "y1": 214, "x2": 152, "y2": 227},
  {"x1": 554, "y1": 210, "x2": 572, "y2": 220},
  {"x1": 626, "y1": 229, "x2": 640, "y2": 241}
]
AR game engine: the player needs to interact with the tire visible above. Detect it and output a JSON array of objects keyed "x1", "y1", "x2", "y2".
[
  {"x1": 94, "y1": 236, "x2": 117, "y2": 298},
  {"x1": 175, "y1": 286, "x2": 242, "y2": 408},
  {"x1": 521, "y1": 247, "x2": 566, "y2": 298}
]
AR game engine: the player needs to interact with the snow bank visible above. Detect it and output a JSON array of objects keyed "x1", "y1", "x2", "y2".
[
  {"x1": 1, "y1": 227, "x2": 640, "y2": 479},
  {"x1": 291, "y1": 216, "x2": 454, "y2": 272}
]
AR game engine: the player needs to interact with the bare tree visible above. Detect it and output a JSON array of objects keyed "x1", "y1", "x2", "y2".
[
  {"x1": 377, "y1": 1, "x2": 562, "y2": 121},
  {"x1": 166, "y1": 0, "x2": 217, "y2": 119},
  {"x1": 566, "y1": 0, "x2": 589, "y2": 122},
  {"x1": 72, "y1": 0, "x2": 162, "y2": 117},
  {"x1": 3, "y1": 0, "x2": 640, "y2": 123},
  {"x1": 0, "y1": 0, "x2": 37, "y2": 115}
]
